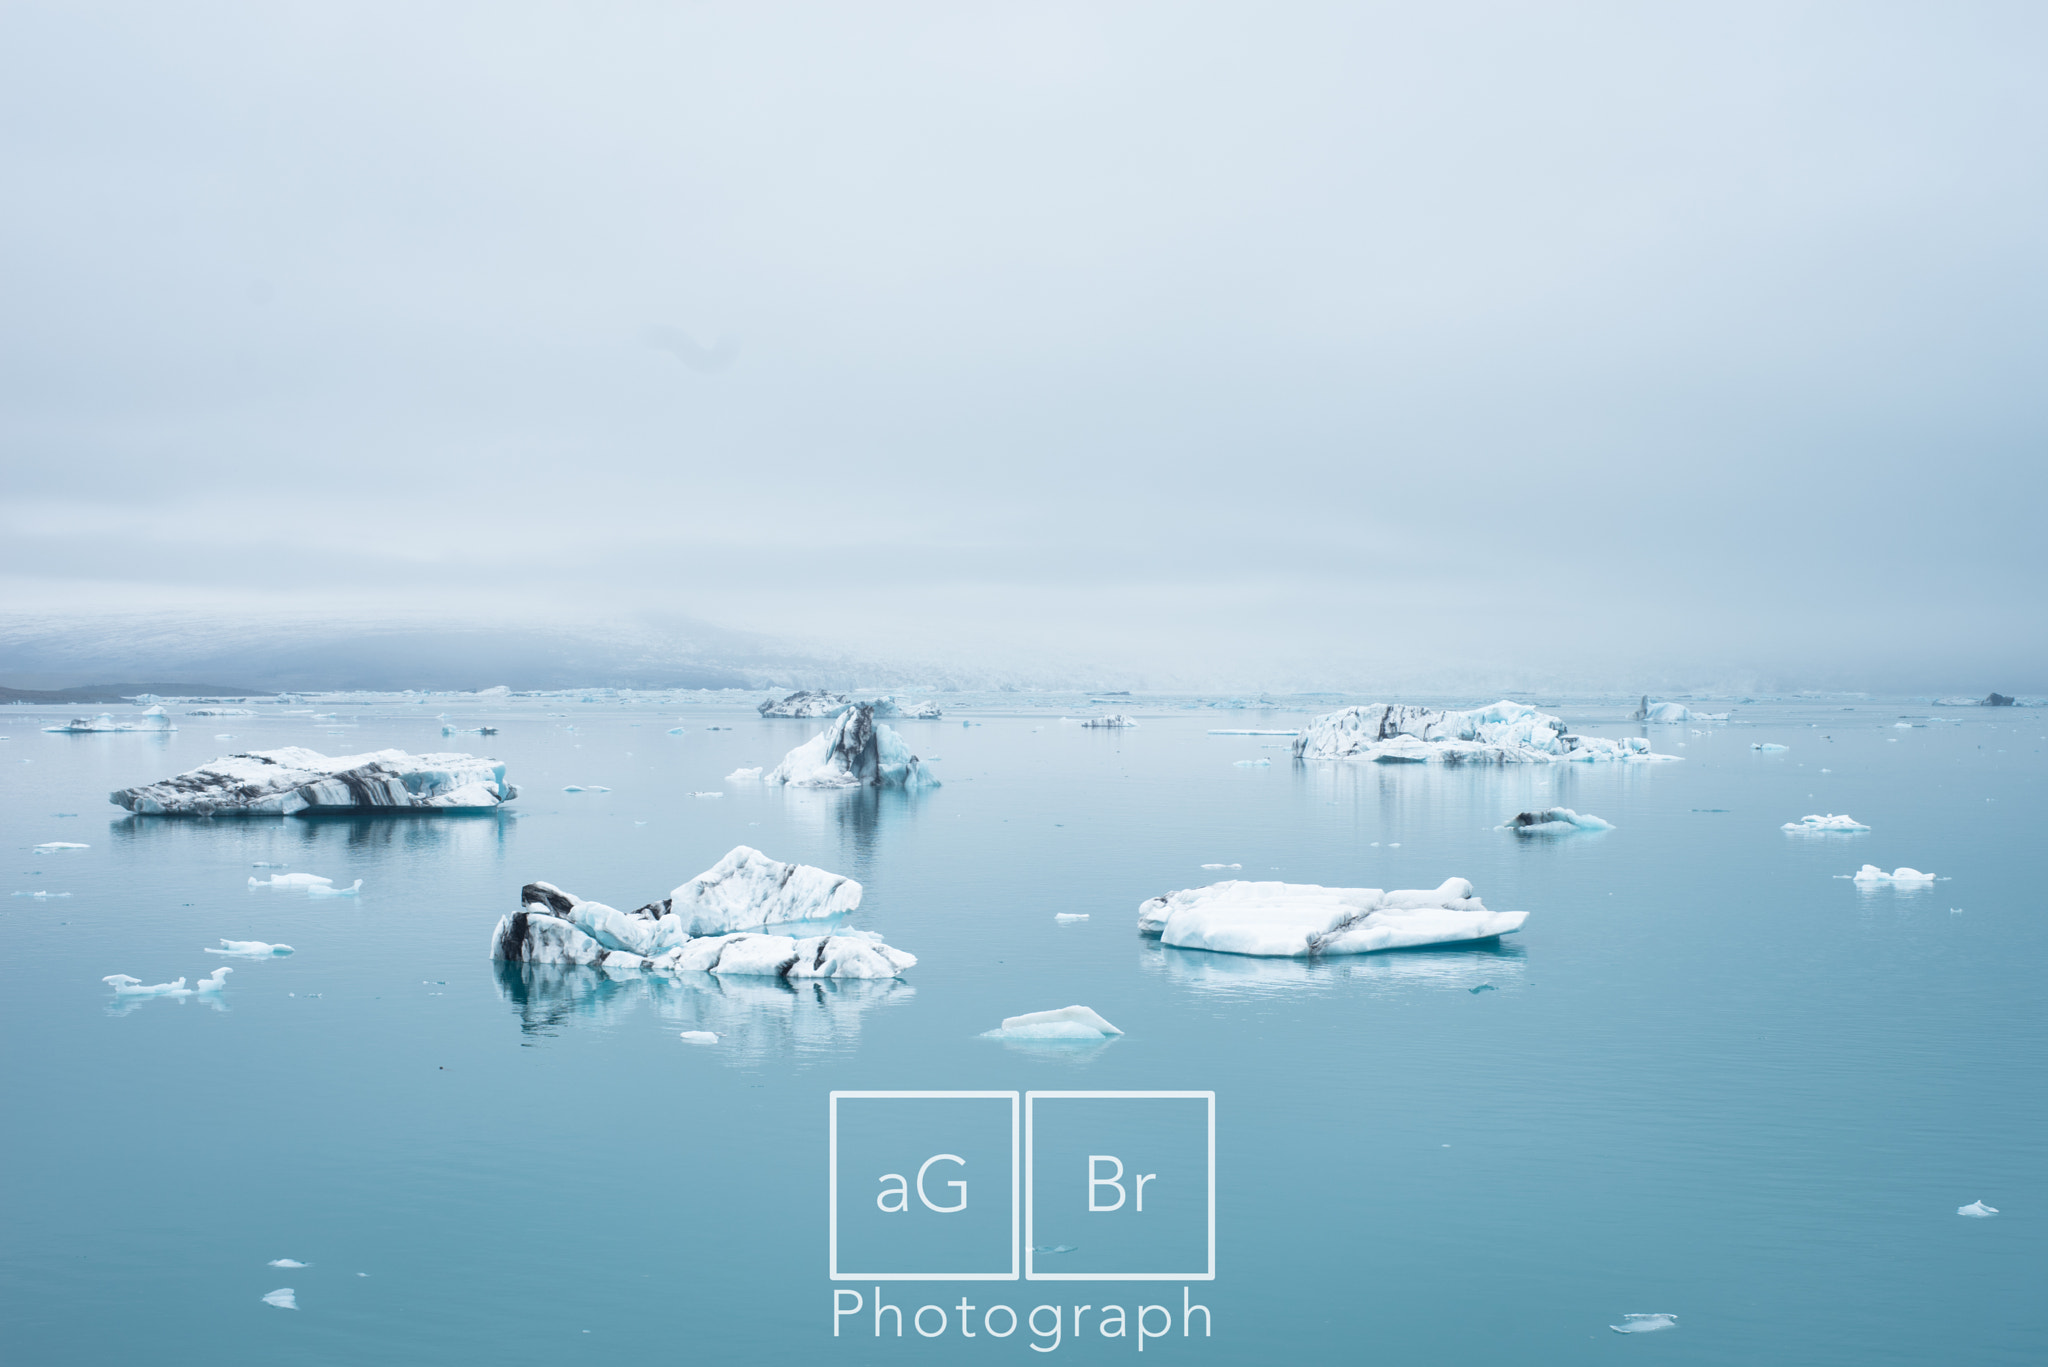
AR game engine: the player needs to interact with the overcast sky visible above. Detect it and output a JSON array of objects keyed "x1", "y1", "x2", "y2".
[{"x1": 3, "y1": 2, "x2": 2044, "y2": 691}]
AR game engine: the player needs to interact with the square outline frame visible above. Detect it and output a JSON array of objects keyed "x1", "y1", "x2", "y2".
[
  {"x1": 828, "y1": 1090, "x2": 1020, "y2": 1281},
  {"x1": 1024, "y1": 1090, "x2": 1216, "y2": 1281}
]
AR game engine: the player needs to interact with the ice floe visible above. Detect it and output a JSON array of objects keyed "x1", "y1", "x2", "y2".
[
  {"x1": 765, "y1": 704, "x2": 937, "y2": 789},
  {"x1": 1958, "y1": 1200, "x2": 1998, "y2": 1218},
  {"x1": 196, "y1": 967, "x2": 231, "y2": 993},
  {"x1": 111, "y1": 747, "x2": 518, "y2": 816},
  {"x1": 678, "y1": 1030, "x2": 720, "y2": 1044},
  {"x1": 262, "y1": 1288, "x2": 297, "y2": 1310},
  {"x1": 43, "y1": 706, "x2": 176, "y2": 734},
  {"x1": 207, "y1": 940, "x2": 295, "y2": 957},
  {"x1": 1609, "y1": 1314, "x2": 1676, "y2": 1334},
  {"x1": 1138, "y1": 877, "x2": 1525, "y2": 957},
  {"x1": 1503, "y1": 807, "x2": 1612, "y2": 835},
  {"x1": 250, "y1": 872, "x2": 336, "y2": 888},
  {"x1": 491, "y1": 846, "x2": 909, "y2": 980},
  {"x1": 1054, "y1": 913, "x2": 1089, "y2": 922},
  {"x1": 268, "y1": 1259, "x2": 308, "y2": 1268},
  {"x1": 868, "y1": 696, "x2": 943, "y2": 719},
  {"x1": 1080, "y1": 714, "x2": 1136, "y2": 728},
  {"x1": 981, "y1": 1005, "x2": 1123, "y2": 1040},
  {"x1": 1851, "y1": 865, "x2": 1935, "y2": 884},
  {"x1": 1293, "y1": 701, "x2": 1671, "y2": 764},
  {"x1": 1752, "y1": 742, "x2": 1790, "y2": 752},
  {"x1": 102, "y1": 974, "x2": 189, "y2": 996},
  {"x1": 307, "y1": 879, "x2": 362, "y2": 896},
  {"x1": 758, "y1": 690, "x2": 850, "y2": 718},
  {"x1": 34, "y1": 841, "x2": 89, "y2": 852},
  {"x1": 1200, "y1": 863, "x2": 1242, "y2": 870},
  {"x1": 1783, "y1": 813, "x2": 1870, "y2": 833}
]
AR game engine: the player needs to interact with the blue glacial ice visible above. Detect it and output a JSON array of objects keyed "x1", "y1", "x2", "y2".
[
  {"x1": 1293, "y1": 701, "x2": 1672, "y2": 764},
  {"x1": 1138, "y1": 877, "x2": 1525, "y2": 957},
  {"x1": 111, "y1": 748, "x2": 518, "y2": 816}
]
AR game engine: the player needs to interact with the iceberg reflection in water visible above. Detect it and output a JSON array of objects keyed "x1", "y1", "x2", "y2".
[
  {"x1": 492, "y1": 961, "x2": 912, "y2": 1062},
  {"x1": 1140, "y1": 937, "x2": 1528, "y2": 999}
]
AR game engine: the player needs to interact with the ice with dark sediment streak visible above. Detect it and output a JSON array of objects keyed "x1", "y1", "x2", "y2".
[
  {"x1": 110, "y1": 747, "x2": 518, "y2": 816},
  {"x1": 1503, "y1": 807, "x2": 1612, "y2": 835},
  {"x1": 491, "y1": 846, "x2": 910, "y2": 980},
  {"x1": 1293, "y1": 701, "x2": 1672, "y2": 764},
  {"x1": 765, "y1": 705, "x2": 937, "y2": 789},
  {"x1": 1080, "y1": 714, "x2": 1137, "y2": 728},
  {"x1": 1139, "y1": 877, "x2": 1525, "y2": 957}
]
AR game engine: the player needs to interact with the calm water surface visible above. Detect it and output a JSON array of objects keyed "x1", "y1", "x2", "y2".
[{"x1": 1, "y1": 697, "x2": 2042, "y2": 1364}]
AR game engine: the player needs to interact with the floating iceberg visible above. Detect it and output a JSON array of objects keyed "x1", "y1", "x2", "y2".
[
  {"x1": 262, "y1": 1288, "x2": 298, "y2": 1310},
  {"x1": 1958, "y1": 1200, "x2": 1998, "y2": 1218},
  {"x1": 1233, "y1": 758, "x2": 1271, "y2": 767},
  {"x1": 1054, "y1": 913, "x2": 1090, "y2": 922},
  {"x1": 308, "y1": 879, "x2": 362, "y2": 896},
  {"x1": 765, "y1": 705, "x2": 938, "y2": 789},
  {"x1": 250, "y1": 872, "x2": 336, "y2": 888},
  {"x1": 440, "y1": 724, "x2": 498, "y2": 736},
  {"x1": 44, "y1": 706, "x2": 176, "y2": 734},
  {"x1": 1293, "y1": 701, "x2": 1670, "y2": 764},
  {"x1": 1503, "y1": 808, "x2": 1612, "y2": 835},
  {"x1": 758, "y1": 690, "x2": 849, "y2": 718},
  {"x1": 679, "y1": 1029, "x2": 719, "y2": 1044},
  {"x1": 981, "y1": 1005, "x2": 1122, "y2": 1040},
  {"x1": 207, "y1": 939, "x2": 294, "y2": 957},
  {"x1": 34, "y1": 841, "x2": 89, "y2": 852},
  {"x1": 1784, "y1": 814, "x2": 1869, "y2": 833},
  {"x1": 1636, "y1": 698, "x2": 1726, "y2": 723},
  {"x1": 1208, "y1": 729, "x2": 1298, "y2": 736},
  {"x1": 1752, "y1": 742, "x2": 1790, "y2": 752},
  {"x1": 1852, "y1": 865, "x2": 1935, "y2": 884},
  {"x1": 1138, "y1": 877, "x2": 1525, "y2": 957},
  {"x1": 186, "y1": 708, "x2": 252, "y2": 717},
  {"x1": 1609, "y1": 1314, "x2": 1676, "y2": 1335},
  {"x1": 102, "y1": 974, "x2": 190, "y2": 997},
  {"x1": 110, "y1": 747, "x2": 518, "y2": 816},
  {"x1": 268, "y1": 1259, "x2": 308, "y2": 1268},
  {"x1": 490, "y1": 846, "x2": 909, "y2": 980},
  {"x1": 725, "y1": 767, "x2": 763, "y2": 782},
  {"x1": 562, "y1": 784, "x2": 610, "y2": 793},
  {"x1": 1080, "y1": 714, "x2": 1136, "y2": 728},
  {"x1": 195, "y1": 967, "x2": 231, "y2": 993},
  {"x1": 868, "y1": 696, "x2": 943, "y2": 719}
]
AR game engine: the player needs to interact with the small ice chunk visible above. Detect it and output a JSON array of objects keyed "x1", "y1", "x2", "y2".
[
  {"x1": 1200, "y1": 863, "x2": 1242, "y2": 870},
  {"x1": 1080, "y1": 714, "x2": 1137, "y2": 728},
  {"x1": 1851, "y1": 865, "x2": 1935, "y2": 883},
  {"x1": 982, "y1": 1005, "x2": 1123, "y2": 1040},
  {"x1": 306, "y1": 879, "x2": 363, "y2": 897},
  {"x1": 667, "y1": 727, "x2": 687, "y2": 735},
  {"x1": 207, "y1": 940, "x2": 295, "y2": 958},
  {"x1": 34, "y1": 842, "x2": 89, "y2": 852},
  {"x1": 13, "y1": 891, "x2": 71, "y2": 898},
  {"x1": 690, "y1": 791, "x2": 723, "y2": 798},
  {"x1": 725, "y1": 767, "x2": 763, "y2": 782},
  {"x1": 563, "y1": 785, "x2": 610, "y2": 793},
  {"x1": 268, "y1": 1259, "x2": 308, "y2": 1268},
  {"x1": 252, "y1": 862, "x2": 289, "y2": 868},
  {"x1": 1232, "y1": 758, "x2": 1271, "y2": 767},
  {"x1": 1503, "y1": 807, "x2": 1612, "y2": 835},
  {"x1": 196, "y1": 967, "x2": 232, "y2": 993},
  {"x1": 1753, "y1": 742, "x2": 1790, "y2": 751},
  {"x1": 262, "y1": 1288, "x2": 298, "y2": 1310},
  {"x1": 250, "y1": 873, "x2": 333, "y2": 888},
  {"x1": 678, "y1": 1030, "x2": 719, "y2": 1044},
  {"x1": 102, "y1": 974, "x2": 190, "y2": 997},
  {"x1": 1783, "y1": 814, "x2": 1870, "y2": 833},
  {"x1": 1957, "y1": 1200, "x2": 1998, "y2": 1218},
  {"x1": 1609, "y1": 1313, "x2": 1676, "y2": 1334},
  {"x1": 1054, "y1": 913, "x2": 1089, "y2": 922}
]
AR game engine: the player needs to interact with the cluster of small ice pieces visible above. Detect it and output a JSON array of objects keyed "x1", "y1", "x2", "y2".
[
  {"x1": 981, "y1": 1005, "x2": 1122, "y2": 1041},
  {"x1": 764, "y1": 704, "x2": 938, "y2": 789},
  {"x1": 110, "y1": 748, "x2": 518, "y2": 816},
  {"x1": 757, "y1": 690, "x2": 942, "y2": 719},
  {"x1": 43, "y1": 705, "x2": 176, "y2": 734},
  {"x1": 1138, "y1": 877, "x2": 1525, "y2": 958},
  {"x1": 1502, "y1": 807, "x2": 1612, "y2": 835},
  {"x1": 1292, "y1": 701, "x2": 1672, "y2": 764},
  {"x1": 1080, "y1": 714, "x2": 1137, "y2": 728},
  {"x1": 1851, "y1": 865, "x2": 1935, "y2": 884},
  {"x1": 1783, "y1": 813, "x2": 1870, "y2": 833},
  {"x1": 491, "y1": 845, "x2": 914, "y2": 980}
]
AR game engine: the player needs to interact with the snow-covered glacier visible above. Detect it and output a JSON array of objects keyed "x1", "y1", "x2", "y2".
[
  {"x1": 490, "y1": 846, "x2": 913, "y2": 979},
  {"x1": 1292, "y1": 701, "x2": 1670, "y2": 764},
  {"x1": 109, "y1": 748, "x2": 519, "y2": 816},
  {"x1": 766, "y1": 704, "x2": 938, "y2": 789},
  {"x1": 1137, "y1": 877, "x2": 1526, "y2": 957}
]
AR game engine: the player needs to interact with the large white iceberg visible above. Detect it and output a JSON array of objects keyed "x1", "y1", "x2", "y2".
[
  {"x1": 1784, "y1": 813, "x2": 1869, "y2": 833},
  {"x1": 1503, "y1": 807, "x2": 1612, "y2": 835},
  {"x1": 491, "y1": 846, "x2": 911, "y2": 979},
  {"x1": 109, "y1": 747, "x2": 518, "y2": 816},
  {"x1": 45, "y1": 706, "x2": 176, "y2": 734},
  {"x1": 765, "y1": 705, "x2": 938, "y2": 789},
  {"x1": 1137, "y1": 877, "x2": 1525, "y2": 957},
  {"x1": 1293, "y1": 701, "x2": 1670, "y2": 764},
  {"x1": 758, "y1": 690, "x2": 849, "y2": 718}
]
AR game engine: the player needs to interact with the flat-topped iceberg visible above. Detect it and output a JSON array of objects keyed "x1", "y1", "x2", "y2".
[
  {"x1": 45, "y1": 706, "x2": 175, "y2": 734},
  {"x1": 766, "y1": 705, "x2": 938, "y2": 789},
  {"x1": 1852, "y1": 865, "x2": 1935, "y2": 883},
  {"x1": 1138, "y1": 877, "x2": 1525, "y2": 957},
  {"x1": 759, "y1": 690, "x2": 850, "y2": 718},
  {"x1": 1504, "y1": 807, "x2": 1612, "y2": 835},
  {"x1": 109, "y1": 747, "x2": 518, "y2": 816},
  {"x1": 1784, "y1": 813, "x2": 1869, "y2": 833},
  {"x1": 982, "y1": 1005, "x2": 1122, "y2": 1040},
  {"x1": 1293, "y1": 701, "x2": 1669, "y2": 764},
  {"x1": 491, "y1": 846, "x2": 911, "y2": 979}
]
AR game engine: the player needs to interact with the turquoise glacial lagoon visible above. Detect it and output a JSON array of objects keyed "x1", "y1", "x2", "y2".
[{"x1": 1, "y1": 697, "x2": 2041, "y2": 1364}]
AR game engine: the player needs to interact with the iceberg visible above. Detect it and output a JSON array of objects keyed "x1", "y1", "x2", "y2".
[
  {"x1": 758, "y1": 690, "x2": 850, "y2": 718},
  {"x1": 679, "y1": 1029, "x2": 719, "y2": 1044},
  {"x1": 866, "y1": 696, "x2": 943, "y2": 719},
  {"x1": 206, "y1": 939, "x2": 294, "y2": 957},
  {"x1": 1635, "y1": 698, "x2": 1727, "y2": 723},
  {"x1": 765, "y1": 705, "x2": 938, "y2": 789},
  {"x1": 110, "y1": 747, "x2": 519, "y2": 816},
  {"x1": 1137, "y1": 877, "x2": 1525, "y2": 957},
  {"x1": 34, "y1": 841, "x2": 89, "y2": 852},
  {"x1": 1752, "y1": 742, "x2": 1790, "y2": 752},
  {"x1": 186, "y1": 708, "x2": 252, "y2": 717},
  {"x1": 1852, "y1": 865, "x2": 1935, "y2": 883},
  {"x1": 262, "y1": 1289, "x2": 298, "y2": 1310},
  {"x1": 1503, "y1": 808, "x2": 1612, "y2": 835},
  {"x1": 981, "y1": 1005, "x2": 1123, "y2": 1040},
  {"x1": 1080, "y1": 714, "x2": 1136, "y2": 728},
  {"x1": 250, "y1": 872, "x2": 335, "y2": 888},
  {"x1": 725, "y1": 767, "x2": 763, "y2": 782},
  {"x1": 1293, "y1": 701, "x2": 1669, "y2": 764},
  {"x1": 490, "y1": 846, "x2": 909, "y2": 980},
  {"x1": 1609, "y1": 1314, "x2": 1676, "y2": 1335},
  {"x1": 44, "y1": 706, "x2": 176, "y2": 734},
  {"x1": 102, "y1": 974, "x2": 190, "y2": 997},
  {"x1": 307, "y1": 879, "x2": 362, "y2": 896},
  {"x1": 195, "y1": 967, "x2": 231, "y2": 994},
  {"x1": 1233, "y1": 758, "x2": 1271, "y2": 767},
  {"x1": 1958, "y1": 1200, "x2": 1998, "y2": 1218},
  {"x1": 268, "y1": 1259, "x2": 308, "y2": 1268},
  {"x1": 1784, "y1": 814, "x2": 1869, "y2": 833}
]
